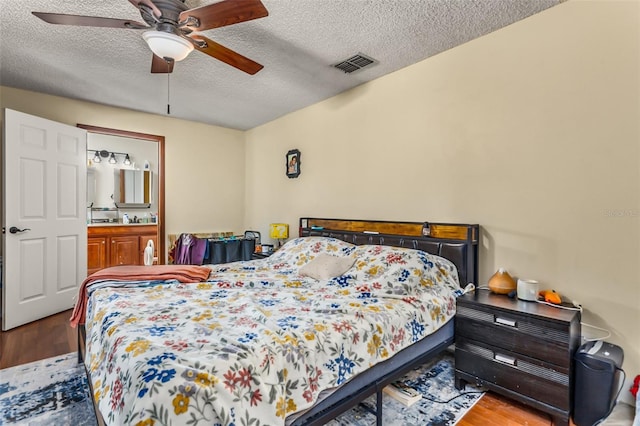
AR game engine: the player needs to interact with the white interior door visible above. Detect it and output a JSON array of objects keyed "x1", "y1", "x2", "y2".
[{"x1": 2, "y1": 108, "x2": 87, "y2": 330}]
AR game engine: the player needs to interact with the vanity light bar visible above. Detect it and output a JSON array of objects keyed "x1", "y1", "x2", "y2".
[{"x1": 92, "y1": 150, "x2": 132, "y2": 165}]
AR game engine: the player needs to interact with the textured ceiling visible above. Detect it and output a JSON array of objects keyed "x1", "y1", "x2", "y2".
[{"x1": 0, "y1": 0, "x2": 560, "y2": 131}]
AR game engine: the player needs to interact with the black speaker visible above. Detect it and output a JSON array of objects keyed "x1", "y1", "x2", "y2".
[{"x1": 573, "y1": 341, "x2": 624, "y2": 426}]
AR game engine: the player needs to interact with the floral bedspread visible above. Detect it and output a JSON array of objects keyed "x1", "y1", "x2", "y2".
[{"x1": 85, "y1": 237, "x2": 460, "y2": 426}]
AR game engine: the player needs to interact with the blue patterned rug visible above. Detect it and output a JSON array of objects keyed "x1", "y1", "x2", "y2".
[
  {"x1": 326, "y1": 352, "x2": 484, "y2": 426},
  {"x1": 0, "y1": 351, "x2": 482, "y2": 425},
  {"x1": 0, "y1": 353, "x2": 95, "y2": 425}
]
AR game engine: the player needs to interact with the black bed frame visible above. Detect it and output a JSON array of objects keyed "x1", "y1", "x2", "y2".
[{"x1": 79, "y1": 218, "x2": 479, "y2": 426}]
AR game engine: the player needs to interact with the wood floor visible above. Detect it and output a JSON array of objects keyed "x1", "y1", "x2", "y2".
[{"x1": 0, "y1": 311, "x2": 558, "y2": 425}]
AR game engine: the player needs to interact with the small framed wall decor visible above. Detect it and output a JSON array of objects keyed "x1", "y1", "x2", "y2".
[{"x1": 286, "y1": 149, "x2": 301, "y2": 178}]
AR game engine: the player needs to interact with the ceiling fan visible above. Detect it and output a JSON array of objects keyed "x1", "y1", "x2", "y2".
[{"x1": 32, "y1": 0, "x2": 268, "y2": 75}]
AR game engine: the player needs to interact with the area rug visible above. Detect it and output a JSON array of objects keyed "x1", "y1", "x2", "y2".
[
  {"x1": 0, "y1": 353, "x2": 95, "y2": 425},
  {"x1": 0, "y1": 351, "x2": 483, "y2": 425}
]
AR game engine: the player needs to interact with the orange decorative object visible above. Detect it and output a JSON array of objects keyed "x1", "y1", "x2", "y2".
[
  {"x1": 488, "y1": 268, "x2": 517, "y2": 294},
  {"x1": 539, "y1": 289, "x2": 562, "y2": 304}
]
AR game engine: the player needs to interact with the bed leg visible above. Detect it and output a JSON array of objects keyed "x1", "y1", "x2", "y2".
[
  {"x1": 77, "y1": 329, "x2": 83, "y2": 364},
  {"x1": 376, "y1": 388, "x2": 383, "y2": 426}
]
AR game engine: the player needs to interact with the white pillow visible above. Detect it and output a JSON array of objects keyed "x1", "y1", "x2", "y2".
[{"x1": 299, "y1": 253, "x2": 355, "y2": 280}]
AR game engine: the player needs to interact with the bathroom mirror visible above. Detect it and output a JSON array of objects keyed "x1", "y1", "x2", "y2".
[{"x1": 114, "y1": 169, "x2": 152, "y2": 206}]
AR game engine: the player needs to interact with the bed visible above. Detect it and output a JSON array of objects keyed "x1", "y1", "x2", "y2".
[{"x1": 76, "y1": 218, "x2": 479, "y2": 426}]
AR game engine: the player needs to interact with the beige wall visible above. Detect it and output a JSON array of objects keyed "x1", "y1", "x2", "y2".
[
  {"x1": 0, "y1": 86, "x2": 247, "y2": 248},
  {"x1": 245, "y1": 0, "x2": 640, "y2": 393}
]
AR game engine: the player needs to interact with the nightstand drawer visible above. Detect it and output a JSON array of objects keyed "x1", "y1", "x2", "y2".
[
  {"x1": 456, "y1": 337, "x2": 571, "y2": 411},
  {"x1": 456, "y1": 304, "x2": 573, "y2": 367}
]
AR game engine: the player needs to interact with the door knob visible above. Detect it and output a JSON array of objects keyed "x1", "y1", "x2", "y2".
[{"x1": 9, "y1": 226, "x2": 31, "y2": 234}]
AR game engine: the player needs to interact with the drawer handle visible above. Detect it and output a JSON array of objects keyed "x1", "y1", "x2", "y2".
[
  {"x1": 494, "y1": 353, "x2": 517, "y2": 366},
  {"x1": 494, "y1": 316, "x2": 517, "y2": 327}
]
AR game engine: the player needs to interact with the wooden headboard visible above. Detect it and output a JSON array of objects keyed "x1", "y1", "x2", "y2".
[{"x1": 299, "y1": 218, "x2": 479, "y2": 286}]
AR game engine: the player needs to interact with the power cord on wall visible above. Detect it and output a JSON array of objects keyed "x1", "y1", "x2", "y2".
[
  {"x1": 580, "y1": 322, "x2": 612, "y2": 342},
  {"x1": 529, "y1": 299, "x2": 613, "y2": 342}
]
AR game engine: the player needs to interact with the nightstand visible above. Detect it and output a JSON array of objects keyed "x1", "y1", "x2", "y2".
[{"x1": 454, "y1": 290, "x2": 581, "y2": 426}]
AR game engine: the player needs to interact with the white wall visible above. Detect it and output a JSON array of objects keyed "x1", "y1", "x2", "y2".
[{"x1": 245, "y1": 0, "x2": 640, "y2": 399}]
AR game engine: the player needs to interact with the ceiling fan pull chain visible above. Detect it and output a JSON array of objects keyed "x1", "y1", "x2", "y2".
[{"x1": 167, "y1": 66, "x2": 171, "y2": 115}]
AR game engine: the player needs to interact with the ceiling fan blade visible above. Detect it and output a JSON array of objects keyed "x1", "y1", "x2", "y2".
[
  {"x1": 32, "y1": 12, "x2": 149, "y2": 29},
  {"x1": 151, "y1": 55, "x2": 174, "y2": 74},
  {"x1": 179, "y1": 0, "x2": 268, "y2": 31},
  {"x1": 189, "y1": 35, "x2": 263, "y2": 75}
]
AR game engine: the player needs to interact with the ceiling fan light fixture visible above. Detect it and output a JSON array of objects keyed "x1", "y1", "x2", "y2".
[{"x1": 142, "y1": 30, "x2": 194, "y2": 62}]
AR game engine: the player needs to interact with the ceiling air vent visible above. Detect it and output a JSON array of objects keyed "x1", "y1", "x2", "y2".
[{"x1": 333, "y1": 53, "x2": 377, "y2": 74}]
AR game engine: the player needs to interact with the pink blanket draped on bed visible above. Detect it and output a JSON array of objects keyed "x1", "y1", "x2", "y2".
[{"x1": 70, "y1": 264, "x2": 212, "y2": 327}]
